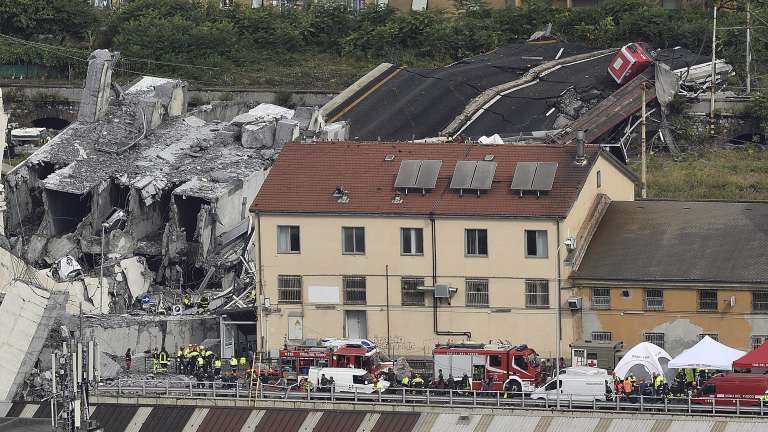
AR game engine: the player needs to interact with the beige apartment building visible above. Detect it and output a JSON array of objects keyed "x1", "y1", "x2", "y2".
[{"x1": 246, "y1": 141, "x2": 635, "y2": 359}]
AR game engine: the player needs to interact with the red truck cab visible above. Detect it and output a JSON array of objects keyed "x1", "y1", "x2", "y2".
[{"x1": 608, "y1": 43, "x2": 652, "y2": 85}]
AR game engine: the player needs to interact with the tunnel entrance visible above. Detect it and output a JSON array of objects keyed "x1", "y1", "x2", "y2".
[{"x1": 32, "y1": 117, "x2": 71, "y2": 131}]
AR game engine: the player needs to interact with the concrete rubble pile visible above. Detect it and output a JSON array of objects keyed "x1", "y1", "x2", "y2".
[{"x1": 0, "y1": 49, "x2": 320, "y2": 318}]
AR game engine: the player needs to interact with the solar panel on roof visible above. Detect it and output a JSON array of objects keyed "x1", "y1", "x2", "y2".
[
  {"x1": 531, "y1": 162, "x2": 558, "y2": 191},
  {"x1": 415, "y1": 160, "x2": 442, "y2": 189},
  {"x1": 510, "y1": 162, "x2": 538, "y2": 190},
  {"x1": 394, "y1": 160, "x2": 421, "y2": 189},
  {"x1": 450, "y1": 161, "x2": 477, "y2": 189},
  {"x1": 470, "y1": 161, "x2": 496, "y2": 190}
]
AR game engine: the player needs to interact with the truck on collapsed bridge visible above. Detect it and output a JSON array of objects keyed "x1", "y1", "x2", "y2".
[{"x1": 278, "y1": 338, "x2": 388, "y2": 380}]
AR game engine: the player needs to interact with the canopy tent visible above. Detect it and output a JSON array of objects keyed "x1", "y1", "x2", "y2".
[
  {"x1": 614, "y1": 342, "x2": 674, "y2": 382},
  {"x1": 733, "y1": 342, "x2": 768, "y2": 369},
  {"x1": 668, "y1": 336, "x2": 745, "y2": 370}
]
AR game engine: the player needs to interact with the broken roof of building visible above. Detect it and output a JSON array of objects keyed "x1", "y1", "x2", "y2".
[
  {"x1": 251, "y1": 141, "x2": 634, "y2": 218},
  {"x1": 330, "y1": 44, "x2": 710, "y2": 141},
  {"x1": 26, "y1": 78, "x2": 267, "y2": 201},
  {"x1": 572, "y1": 200, "x2": 768, "y2": 285}
]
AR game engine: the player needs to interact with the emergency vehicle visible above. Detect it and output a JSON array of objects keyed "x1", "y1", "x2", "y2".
[
  {"x1": 433, "y1": 342, "x2": 544, "y2": 393},
  {"x1": 608, "y1": 42, "x2": 652, "y2": 85},
  {"x1": 279, "y1": 338, "x2": 385, "y2": 379}
]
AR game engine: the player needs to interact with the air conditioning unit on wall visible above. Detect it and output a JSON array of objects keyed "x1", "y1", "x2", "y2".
[{"x1": 568, "y1": 297, "x2": 582, "y2": 311}]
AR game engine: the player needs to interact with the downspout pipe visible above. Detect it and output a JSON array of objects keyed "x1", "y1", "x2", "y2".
[{"x1": 431, "y1": 213, "x2": 471, "y2": 339}]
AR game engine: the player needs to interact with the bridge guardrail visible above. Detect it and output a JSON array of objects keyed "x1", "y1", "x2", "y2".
[{"x1": 93, "y1": 379, "x2": 768, "y2": 418}]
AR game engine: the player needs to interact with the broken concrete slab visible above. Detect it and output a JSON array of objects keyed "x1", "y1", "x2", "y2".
[
  {"x1": 321, "y1": 121, "x2": 350, "y2": 141},
  {"x1": 25, "y1": 235, "x2": 48, "y2": 264},
  {"x1": 184, "y1": 116, "x2": 206, "y2": 127},
  {"x1": 293, "y1": 106, "x2": 321, "y2": 131},
  {"x1": 45, "y1": 234, "x2": 78, "y2": 264},
  {"x1": 242, "y1": 122, "x2": 275, "y2": 149},
  {"x1": 275, "y1": 119, "x2": 300, "y2": 150},
  {"x1": 78, "y1": 49, "x2": 116, "y2": 123},
  {"x1": 230, "y1": 103, "x2": 294, "y2": 126},
  {"x1": 119, "y1": 257, "x2": 153, "y2": 300}
]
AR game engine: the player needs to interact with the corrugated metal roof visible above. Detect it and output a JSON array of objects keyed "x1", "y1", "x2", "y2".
[
  {"x1": 411, "y1": 413, "x2": 438, "y2": 432},
  {"x1": 252, "y1": 409, "x2": 308, "y2": 432},
  {"x1": 91, "y1": 405, "x2": 139, "y2": 432},
  {"x1": 372, "y1": 412, "x2": 420, "y2": 432},
  {"x1": 668, "y1": 420, "x2": 713, "y2": 432},
  {"x1": 298, "y1": 411, "x2": 323, "y2": 431},
  {"x1": 485, "y1": 415, "x2": 540, "y2": 432},
  {"x1": 547, "y1": 417, "x2": 601, "y2": 432},
  {"x1": 197, "y1": 408, "x2": 251, "y2": 432},
  {"x1": 19, "y1": 404, "x2": 38, "y2": 418},
  {"x1": 32, "y1": 403, "x2": 51, "y2": 419},
  {"x1": 5, "y1": 402, "x2": 25, "y2": 417},
  {"x1": 314, "y1": 411, "x2": 366, "y2": 432},
  {"x1": 606, "y1": 419, "x2": 656, "y2": 432},
  {"x1": 430, "y1": 414, "x2": 481, "y2": 432},
  {"x1": 241, "y1": 410, "x2": 265, "y2": 432},
  {"x1": 138, "y1": 406, "x2": 194, "y2": 432},
  {"x1": 125, "y1": 406, "x2": 152, "y2": 432},
  {"x1": 181, "y1": 408, "x2": 209, "y2": 432}
]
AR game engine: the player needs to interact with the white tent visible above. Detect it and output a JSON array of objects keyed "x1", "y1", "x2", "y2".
[
  {"x1": 668, "y1": 336, "x2": 745, "y2": 370},
  {"x1": 614, "y1": 342, "x2": 673, "y2": 382}
]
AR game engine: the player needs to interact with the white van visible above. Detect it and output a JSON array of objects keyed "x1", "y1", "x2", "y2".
[
  {"x1": 307, "y1": 367, "x2": 390, "y2": 394},
  {"x1": 530, "y1": 366, "x2": 613, "y2": 402}
]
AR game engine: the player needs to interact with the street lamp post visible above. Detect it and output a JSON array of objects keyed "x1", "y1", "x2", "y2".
[{"x1": 554, "y1": 239, "x2": 572, "y2": 409}]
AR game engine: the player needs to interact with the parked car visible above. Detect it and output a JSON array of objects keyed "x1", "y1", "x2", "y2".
[
  {"x1": 694, "y1": 373, "x2": 768, "y2": 406},
  {"x1": 530, "y1": 366, "x2": 613, "y2": 402},
  {"x1": 308, "y1": 367, "x2": 390, "y2": 394}
]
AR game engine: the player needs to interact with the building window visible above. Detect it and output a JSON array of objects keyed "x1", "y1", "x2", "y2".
[
  {"x1": 753, "y1": 291, "x2": 768, "y2": 312},
  {"x1": 591, "y1": 331, "x2": 612, "y2": 342},
  {"x1": 698, "y1": 290, "x2": 718, "y2": 311},
  {"x1": 644, "y1": 332, "x2": 665, "y2": 349},
  {"x1": 401, "y1": 277, "x2": 425, "y2": 306},
  {"x1": 524, "y1": 230, "x2": 548, "y2": 258},
  {"x1": 525, "y1": 280, "x2": 550, "y2": 308},
  {"x1": 342, "y1": 227, "x2": 365, "y2": 255},
  {"x1": 401, "y1": 228, "x2": 424, "y2": 255},
  {"x1": 465, "y1": 229, "x2": 488, "y2": 256},
  {"x1": 596, "y1": 170, "x2": 602, "y2": 188},
  {"x1": 343, "y1": 276, "x2": 367, "y2": 305},
  {"x1": 698, "y1": 333, "x2": 719, "y2": 342},
  {"x1": 465, "y1": 279, "x2": 489, "y2": 308},
  {"x1": 277, "y1": 275, "x2": 302, "y2": 303},
  {"x1": 645, "y1": 289, "x2": 664, "y2": 310},
  {"x1": 591, "y1": 288, "x2": 610, "y2": 309},
  {"x1": 277, "y1": 225, "x2": 300, "y2": 253},
  {"x1": 752, "y1": 335, "x2": 768, "y2": 351}
]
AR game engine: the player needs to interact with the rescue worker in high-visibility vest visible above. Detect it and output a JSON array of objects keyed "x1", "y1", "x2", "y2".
[
  {"x1": 196, "y1": 354, "x2": 205, "y2": 373},
  {"x1": 158, "y1": 348, "x2": 169, "y2": 373},
  {"x1": 213, "y1": 357, "x2": 222, "y2": 377},
  {"x1": 401, "y1": 374, "x2": 410, "y2": 388},
  {"x1": 176, "y1": 347, "x2": 184, "y2": 374},
  {"x1": 230, "y1": 355, "x2": 239, "y2": 372},
  {"x1": 761, "y1": 390, "x2": 768, "y2": 403},
  {"x1": 684, "y1": 368, "x2": 696, "y2": 387},
  {"x1": 411, "y1": 374, "x2": 425, "y2": 389},
  {"x1": 199, "y1": 296, "x2": 210, "y2": 310},
  {"x1": 653, "y1": 372, "x2": 664, "y2": 396},
  {"x1": 239, "y1": 354, "x2": 247, "y2": 369},
  {"x1": 373, "y1": 378, "x2": 382, "y2": 393},
  {"x1": 151, "y1": 348, "x2": 159, "y2": 373},
  {"x1": 182, "y1": 293, "x2": 191, "y2": 309}
]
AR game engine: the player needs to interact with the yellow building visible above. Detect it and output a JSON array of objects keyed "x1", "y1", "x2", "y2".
[
  {"x1": 246, "y1": 141, "x2": 636, "y2": 359},
  {"x1": 570, "y1": 200, "x2": 768, "y2": 359}
]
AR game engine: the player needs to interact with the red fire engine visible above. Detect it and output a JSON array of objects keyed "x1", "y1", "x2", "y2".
[
  {"x1": 279, "y1": 339, "x2": 385, "y2": 379},
  {"x1": 433, "y1": 343, "x2": 544, "y2": 392}
]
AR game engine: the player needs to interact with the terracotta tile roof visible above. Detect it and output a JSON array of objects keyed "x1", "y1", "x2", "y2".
[{"x1": 252, "y1": 141, "x2": 616, "y2": 218}]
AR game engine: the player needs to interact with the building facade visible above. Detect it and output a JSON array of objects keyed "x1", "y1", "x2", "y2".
[
  {"x1": 246, "y1": 141, "x2": 635, "y2": 358},
  {"x1": 571, "y1": 201, "x2": 768, "y2": 358}
]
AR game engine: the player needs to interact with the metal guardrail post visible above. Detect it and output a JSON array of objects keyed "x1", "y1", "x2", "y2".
[
  {"x1": 569, "y1": 394, "x2": 572, "y2": 410},
  {"x1": 545, "y1": 395, "x2": 549, "y2": 409},
  {"x1": 615, "y1": 395, "x2": 619, "y2": 411},
  {"x1": 166, "y1": 380, "x2": 170, "y2": 396},
  {"x1": 449, "y1": 389, "x2": 453, "y2": 406},
  {"x1": 592, "y1": 396, "x2": 596, "y2": 410},
  {"x1": 236, "y1": 382, "x2": 240, "y2": 398},
  {"x1": 118, "y1": 379, "x2": 122, "y2": 396},
  {"x1": 331, "y1": 385, "x2": 335, "y2": 402},
  {"x1": 212, "y1": 382, "x2": 216, "y2": 398},
  {"x1": 189, "y1": 382, "x2": 193, "y2": 397},
  {"x1": 762, "y1": 399, "x2": 765, "y2": 416},
  {"x1": 142, "y1": 380, "x2": 146, "y2": 396},
  {"x1": 640, "y1": 394, "x2": 644, "y2": 412},
  {"x1": 378, "y1": 389, "x2": 382, "y2": 403},
  {"x1": 663, "y1": 396, "x2": 668, "y2": 413},
  {"x1": 496, "y1": 391, "x2": 500, "y2": 407},
  {"x1": 521, "y1": 391, "x2": 525, "y2": 408},
  {"x1": 426, "y1": 389, "x2": 430, "y2": 405},
  {"x1": 354, "y1": 388, "x2": 358, "y2": 403},
  {"x1": 401, "y1": 388, "x2": 406, "y2": 404},
  {"x1": 688, "y1": 396, "x2": 692, "y2": 414},
  {"x1": 473, "y1": 390, "x2": 477, "y2": 406},
  {"x1": 712, "y1": 398, "x2": 716, "y2": 414}
]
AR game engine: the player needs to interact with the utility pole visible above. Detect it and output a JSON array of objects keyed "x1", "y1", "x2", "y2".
[
  {"x1": 0, "y1": 88, "x2": 8, "y2": 237},
  {"x1": 747, "y1": 0, "x2": 752, "y2": 94},
  {"x1": 710, "y1": 3, "x2": 718, "y2": 134},
  {"x1": 641, "y1": 82, "x2": 647, "y2": 199}
]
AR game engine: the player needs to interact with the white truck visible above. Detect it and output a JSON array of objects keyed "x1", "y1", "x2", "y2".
[
  {"x1": 530, "y1": 366, "x2": 614, "y2": 402},
  {"x1": 307, "y1": 367, "x2": 390, "y2": 394}
]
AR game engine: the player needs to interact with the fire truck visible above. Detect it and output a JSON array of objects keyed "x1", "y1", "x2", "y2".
[
  {"x1": 278, "y1": 338, "x2": 386, "y2": 379},
  {"x1": 433, "y1": 342, "x2": 544, "y2": 393}
]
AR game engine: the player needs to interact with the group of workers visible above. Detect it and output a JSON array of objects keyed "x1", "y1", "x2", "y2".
[
  {"x1": 614, "y1": 368, "x2": 715, "y2": 400},
  {"x1": 124, "y1": 344, "x2": 250, "y2": 381}
]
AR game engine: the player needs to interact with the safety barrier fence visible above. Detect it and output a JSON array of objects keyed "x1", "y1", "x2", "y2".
[{"x1": 94, "y1": 380, "x2": 768, "y2": 418}]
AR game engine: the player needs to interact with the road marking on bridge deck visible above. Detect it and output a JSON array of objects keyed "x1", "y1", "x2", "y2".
[{"x1": 327, "y1": 67, "x2": 403, "y2": 123}]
